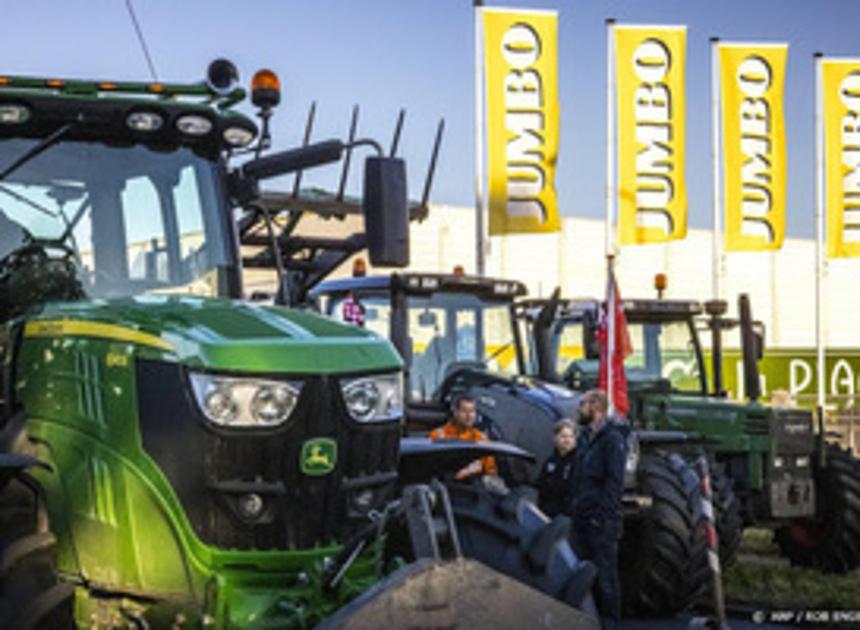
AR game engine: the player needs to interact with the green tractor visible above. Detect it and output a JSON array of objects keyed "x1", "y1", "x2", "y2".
[
  {"x1": 311, "y1": 271, "x2": 712, "y2": 616},
  {"x1": 517, "y1": 291, "x2": 860, "y2": 575},
  {"x1": 0, "y1": 63, "x2": 598, "y2": 628}
]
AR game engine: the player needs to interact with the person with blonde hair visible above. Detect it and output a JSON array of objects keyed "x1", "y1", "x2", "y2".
[{"x1": 536, "y1": 418, "x2": 578, "y2": 518}]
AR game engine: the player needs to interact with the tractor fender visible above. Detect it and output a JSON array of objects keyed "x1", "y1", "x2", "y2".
[{"x1": 398, "y1": 437, "x2": 534, "y2": 486}]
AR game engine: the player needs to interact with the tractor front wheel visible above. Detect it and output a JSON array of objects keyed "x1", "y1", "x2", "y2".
[
  {"x1": 708, "y1": 458, "x2": 743, "y2": 567},
  {"x1": 775, "y1": 443, "x2": 860, "y2": 572},
  {"x1": 0, "y1": 475, "x2": 75, "y2": 630},
  {"x1": 619, "y1": 452, "x2": 707, "y2": 617},
  {"x1": 446, "y1": 481, "x2": 598, "y2": 615}
]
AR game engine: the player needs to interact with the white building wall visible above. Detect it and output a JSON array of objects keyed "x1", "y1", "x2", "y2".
[{"x1": 421, "y1": 206, "x2": 856, "y2": 350}]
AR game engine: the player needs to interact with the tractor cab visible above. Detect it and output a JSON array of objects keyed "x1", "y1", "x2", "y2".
[
  {"x1": 0, "y1": 69, "x2": 257, "y2": 315},
  {"x1": 313, "y1": 272, "x2": 530, "y2": 403},
  {"x1": 517, "y1": 297, "x2": 709, "y2": 401}
]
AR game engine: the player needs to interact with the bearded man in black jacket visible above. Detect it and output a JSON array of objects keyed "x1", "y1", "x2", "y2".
[{"x1": 570, "y1": 389, "x2": 627, "y2": 630}]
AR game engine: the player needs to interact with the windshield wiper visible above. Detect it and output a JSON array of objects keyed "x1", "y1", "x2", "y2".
[
  {"x1": 0, "y1": 184, "x2": 57, "y2": 218},
  {"x1": 484, "y1": 341, "x2": 513, "y2": 363},
  {"x1": 0, "y1": 122, "x2": 76, "y2": 182}
]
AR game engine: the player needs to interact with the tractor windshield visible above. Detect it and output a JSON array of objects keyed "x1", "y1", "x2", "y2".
[
  {"x1": 0, "y1": 139, "x2": 231, "y2": 299},
  {"x1": 548, "y1": 315, "x2": 705, "y2": 393},
  {"x1": 406, "y1": 292, "x2": 518, "y2": 402},
  {"x1": 625, "y1": 320, "x2": 704, "y2": 393},
  {"x1": 325, "y1": 289, "x2": 521, "y2": 402}
]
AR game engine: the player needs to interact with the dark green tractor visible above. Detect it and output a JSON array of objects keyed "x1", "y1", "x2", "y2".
[
  {"x1": 0, "y1": 64, "x2": 598, "y2": 628},
  {"x1": 518, "y1": 292, "x2": 860, "y2": 575}
]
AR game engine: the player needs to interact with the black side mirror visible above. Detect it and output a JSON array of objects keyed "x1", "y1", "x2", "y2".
[
  {"x1": 753, "y1": 331, "x2": 765, "y2": 360},
  {"x1": 738, "y1": 293, "x2": 761, "y2": 402},
  {"x1": 363, "y1": 156, "x2": 408, "y2": 267}
]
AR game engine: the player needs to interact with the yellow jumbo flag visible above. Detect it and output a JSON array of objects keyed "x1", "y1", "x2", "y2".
[
  {"x1": 615, "y1": 25, "x2": 687, "y2": 244},
  {"x1": 483, "y1": 8, "x2": 560, "y2": 235},
  {"x1": 823, "y1": 59, "x2": 860, "y2": 258},
  {"x1": 721, "y1": 44, "x2": 788, "y2": 251}
]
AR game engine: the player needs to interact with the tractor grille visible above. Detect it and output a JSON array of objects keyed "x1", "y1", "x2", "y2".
[{"x1": 136, "y1": 360, "x2": 400, "y2": 550}]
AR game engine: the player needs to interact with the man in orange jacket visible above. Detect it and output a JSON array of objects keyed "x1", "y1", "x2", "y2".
[{"x1": 430, "y1": 393, "x2": 497, "y2": 479}]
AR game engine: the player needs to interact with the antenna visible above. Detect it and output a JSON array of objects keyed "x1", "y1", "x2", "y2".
[
  {"x1": 292, "y1": 101, "x2": 317, "y2": 198},
  {"x1": 390, "y1": 109, "x2": 405, "y2": 157},
  {"x1": 421, "y1": 118, "x2": 445, "y2": 209},
  {"x1": 125, "y1": 0, "x2": 159, "y2": 82}
]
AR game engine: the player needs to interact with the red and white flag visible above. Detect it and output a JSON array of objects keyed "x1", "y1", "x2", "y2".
[{"x1": 598, "y1": 264, "x2": 633, "y2": 417}]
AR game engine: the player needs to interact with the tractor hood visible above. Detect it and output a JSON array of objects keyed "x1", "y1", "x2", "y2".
[
  {"x1": 24, "y1": 296, "x2": 401, "y2": 374},
  {"x1": 513, "y1": 375, "x2": 581, "y2": 420}
]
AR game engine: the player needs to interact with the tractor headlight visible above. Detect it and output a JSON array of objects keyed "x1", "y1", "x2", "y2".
[
  {"x1": 795, "y1": 456, "x2": 810, "y2": 468},
  {"x1": 223, "y1": 126, "x2": 256, "y2": 147},
  {"x1": 624, "y1": 432, "x2": 640, "y2": 475},
  {"x1": 0, "y1": 104, "x2": 30, "y2": 124},
  {"x1": 126, "y1": 110, "x2": 164, "y2": 132},
  {"x1": 176, "y1": 114, "x2": 213, "y2": 136},
  {"x1": 190, "y1": 373, "x2": 302, "y2": 427},
  {"x1": 773, "y1": 456, "x2": 785, "y2": 468},
  {"x1": 340, "y1": 373, "x2": 403, "y2": 422}
]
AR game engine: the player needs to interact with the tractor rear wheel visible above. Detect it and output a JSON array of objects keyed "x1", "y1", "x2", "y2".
[
  {"x1": 0, "y1": 475, "x2": 74, "y2": 630},
  {"x1": 619, "y1": 452, "x2": 706, "y2": 617},
  {"x1": 775, "y1": 443, "x2": 860, "y2": 572},
  {"x1": 445, "y1": 481, "x2": 598, "y2": 615}
]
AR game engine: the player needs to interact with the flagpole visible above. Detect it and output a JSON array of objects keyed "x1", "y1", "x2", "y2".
[
  {"x1": 474, "y1": 0, "x2": 487, "y2": 276},
  {"x1": 607, "y1": 256, "x2": 617, "y2": 416},
  {"x1": 711, "y1": 37, "x2": 722, "y2": 301},
  {"x1": 606, "y1": 18, "x2": 617, "y2": 414},
  {"x1": 605, "y1": 18, "x2": 617, "y2": 259},
  {"x1": 814, "y1": 53, "x2": 826, "y2": 422}
]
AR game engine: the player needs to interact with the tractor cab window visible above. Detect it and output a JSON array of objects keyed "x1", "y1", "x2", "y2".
[
  {"x1": 406, "y1": 292, "x2": 518, "y2": 403},
  {"x1": 543, "y1": 317, "x2": 597, "y2": 383},
  {"x1": 0, "y1": 139, "x2": 231, "y2": 300},
  {"x1": 553, "y1": 321, "x2": 587, "y2": 375},
  {"x1": 625, "y1": 320, "x2": 704, "y2": 392}
]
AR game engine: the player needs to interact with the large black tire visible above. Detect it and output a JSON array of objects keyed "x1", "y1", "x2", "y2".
[
  {"x1": 0, "y1": 475, "x2": 75, "y2": 630},
  {"x1": 619, "y1": 452, "x2": 706, "y2": 617},
  {"x1": 445, "y1": 481, "x2": 599, "y2": 615},
  {"x1": 680, "y1": 457, "x2": 710, "y2": 608},
  {"x1": 709, "y1": 459, "x2": 743, "y2": 567},
  {"x1": 774, "y1": 443, "x2": 860, "y2": 573}
]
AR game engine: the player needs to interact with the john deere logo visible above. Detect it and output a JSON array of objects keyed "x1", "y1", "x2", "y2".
[{"x1": 300, "y1": 438, "x2": 337, "y2": 476}]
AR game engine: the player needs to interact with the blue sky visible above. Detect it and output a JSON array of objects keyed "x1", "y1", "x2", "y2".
[{"x1": 4, "y1": 0, "x2": 859, "y2": 238}]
